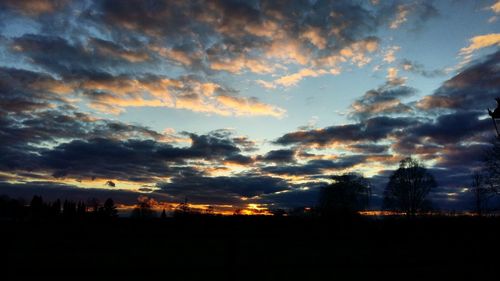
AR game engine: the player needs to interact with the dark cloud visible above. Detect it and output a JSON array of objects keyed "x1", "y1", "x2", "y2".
[
  {"x1": 260, "y1": 149, "x2": 296, "y2": 163},
  {"x1": 262, "y1": 156, "x2": 367, "y2": 176},
  {"x1": 275, "y1": 116, "x2": 416, "y2": 147},
  {"x1": 86, "y1": 0, "x2": 384, "y2": 68},
  {"x1": 350, "y1": 83, "x2": 416, "y2": 120},
  {"x1": 0, "y1": 67, "x2": 68, "y2": 113},
  {"x1": 258, "y1": 186, "x2": 322, "y2": 209},
  {"x1": 400, "y1": 59, "x2": 446, "y2": 78},
  {"x1": 416, "y1": 50, "x2": 500, "y2": 111},
  {"x1": 10, "y1": 34, "x2": 146, "y2": 76},
  {"x1": 157, "y1": 174, "x2": 291, "y2": 205},
  {"x1": 36, "y1": 130, "x2": 253, "y2": 182},
  {"x1": 408, "y1": 111, "x2": 491, "y2": 145},
  {"x1": 105, "y1": 180, "x2": 116, "y2": 187},
  {"x1": 188, "y1": 131, "x2": 241, "y2": 158},
  {"x1": 349, "y1": 143, "x2": 389, "y2": 154}
]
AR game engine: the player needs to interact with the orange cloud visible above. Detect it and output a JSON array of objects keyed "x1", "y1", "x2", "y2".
[
  {"x1": 390, "y1": 4, "x2": 409, "y2": 29},
  {"x1": 275, "y1": 68, "x2": 327, "y2": 87},
  {"x1": 3, "y1": 0, "x2": 66, "y2": 16},
  {"x1": 210, "y1": 56, "x2": 275, "y2": 74},
  {"x1": 216, "y1": 95, "x2": 286, "y2": 118},
  {"x1": 416, "y1": 96, "x2": 458, "y2": 110},
  {"x1": 151, "y1": 46, "x2": 200, "y2": 66},
  {"x1": 491, "y1": 1, "x2": 500, "y2": 13},
  {"x1": 459, "y1": 33, "x2": 500, "y2": 55},
  {"x1": 383, "y1": 46, "x2": 400, "y2": 63},
  {"x1": 79, "y1": 76, "x2": 285, "y2": 117},
  {"x1": 301, "y1": 27, "x2": 327, "y2": 49}
]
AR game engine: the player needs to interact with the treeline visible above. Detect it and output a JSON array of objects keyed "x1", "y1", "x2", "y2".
[{"x1": 0, "y1": 195, "x2": 117, "y2": 221}]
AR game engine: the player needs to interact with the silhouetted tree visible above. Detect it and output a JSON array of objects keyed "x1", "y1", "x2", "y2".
[
  {"x1": 270, "y1": 208, "x2": 287, "y2": 217},
  {"x1": 470, "y1": 172, "x2": 494, "y2": 216},
  {"x1": 76, "y1": 201, "x2": 87, "y2": 217},
  {"x1": 0, "y1": 195, "x2": 27, "y2": 219},
  {"x1": 102, "y1": 198, "x2": 118, "y2": 218},
  {"x1": 30, "y1": 195, "x2": 47, "y2": 219},
  {"x1": 160, "y1": 208, "x2": 167, "y2": 219},
  {"x1": 205, "y1": 205, "x2": 215, "y2": 215},
  {"x1": 63, "y1": 200, "x2": 77, "y2": 218},
  {"x1": 174, "y1": 198, "x2": 191, "y2": 216},
  {"x1": 318, "y1": 173, "x2": 371, "y2": 216},
  {"x1": 131, "y1": 198, "x2": 156, "y2": 219},
  {"x1": 50, "y1": 199, "x2": 61, "y2": 217},
  {"x1": 383, "y1": 157, "x2": 437, "y2": 216},
  {"x1": 87, "y1": 198, "x2": 101, "y2": 214}
]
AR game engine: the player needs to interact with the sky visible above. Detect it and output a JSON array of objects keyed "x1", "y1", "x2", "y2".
[{"x1": 0, "y1": 0, "x2": 499, "y2": 213}]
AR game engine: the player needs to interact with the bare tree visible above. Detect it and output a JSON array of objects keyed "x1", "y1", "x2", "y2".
[
  {"x1": 383, "y1": 157, "x2": 437, "y2": 216},
  {"x1": 484, "y1": 137, "x2": 500, "y2": 193},
  {"x1": 469, "y1": 172, "x2": 493, "y2": 216}
]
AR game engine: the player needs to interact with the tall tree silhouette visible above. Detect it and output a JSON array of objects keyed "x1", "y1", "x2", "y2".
[
  {"x1": 30, "y1": 195, "x2": 46, "y2": 219},
  {"x1": 483, "y1": 138, "x2": 500, "y2": 193},
  {"x1": 383, "y1": 157, "x2": 436, "y2": 216},
  {"x1": 469, "y1": 172, "x2": 492, "y2": 216},
  {"x1": 318, "y1": 173, "x2": 371, "y2": 216},
  {"x1": 51, "y1": 199, "x2": 61, "y2": 217},
  {"x1": 63, "y1": 200, "x2": 77, "y2": 218},
  {"x1": 87, "y1": 198, "x2": 101, "y2": 214},
  {"x1": 76, "y1": 201, "x2": 87, "y2": 217},
  {"x1": 102, "y1": 198, "x2": 118, "y2": 217}
]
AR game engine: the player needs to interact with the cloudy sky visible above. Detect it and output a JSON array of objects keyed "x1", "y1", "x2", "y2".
[{"x1": 0, "y1": 0, "x2": 499, "y2": 213}]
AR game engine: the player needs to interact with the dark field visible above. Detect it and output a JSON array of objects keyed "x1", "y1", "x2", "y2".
[{"x1": 4, "y1": 216, "x2": 500, "y2": 280}]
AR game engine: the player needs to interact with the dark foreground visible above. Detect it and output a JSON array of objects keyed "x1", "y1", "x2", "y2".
[{"x1": 4, "y1": 215, "x2": 500, "y2": 280}]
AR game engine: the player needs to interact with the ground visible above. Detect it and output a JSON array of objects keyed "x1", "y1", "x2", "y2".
[{"x1": 4, "y1": 215, "x2": 500, "y2": 280}]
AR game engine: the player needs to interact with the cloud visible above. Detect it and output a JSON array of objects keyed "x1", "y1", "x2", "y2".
[
  {"x1": 400, "y1": 59, "x2": 446, "y2": 78},
  {"x1": 91, "y1": 38, "x2": 150, "y2": 63},
  {"x1": 275, "y1": 69, "x2": 326, "y2": 87},
  {"x1": 349, "y1": 144, "x2": 389, "y2": 154},
  {"x1": 256, "y1": 79, "x2": 277, "y2": 89},
  {"x1": 405, "y1": 111, "x2": 491, "y2": 145},
  {"x1": 491, "y1": 1, "x2": 500, "y2": 14},
  {"x1": 350, "y1": 83, "x2": 416, "y2": 120},
  {"x1": 386, "y1": 67, "x2": 407, "y2": 86},
  {"x1": 459, "y1": 33, "x2": 500, "y2": 56},
  {"x1": 416, "y1": 50, "x2": 500, "y2": 111},
  {"x1": 262, "y1": 156, "x2": 368, "y2": 177},
  {"x1": 215, "y1": 95, "x2": 285, "y2": 118},
  {"x1": 260, "y1": 149, "x2": 296, "y2": 163},
  {"x1": 383, "y1": 46, "x2": 400, "y2": 63},
  {"x1": 0, "y1": 113, "x2": 255, "y2": 183},
  {"x1": 0, "y1": 0, "x2": 67, "y2": 16},
  {"x1": 275, "y1": 116, "x2": 415, "y2": 147},
  {"x1": 9, "y1": 35, "x2": 285, "y2": 117},
  {"x1": 384, "y1": 1, "x2": 439, "y2": 30},
  {"x1": 157, "y1": 174, "x2": 291, "y2": 206},
  {"x1": 389, "y1": 4, "x2": 410, "y2": 29}
]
